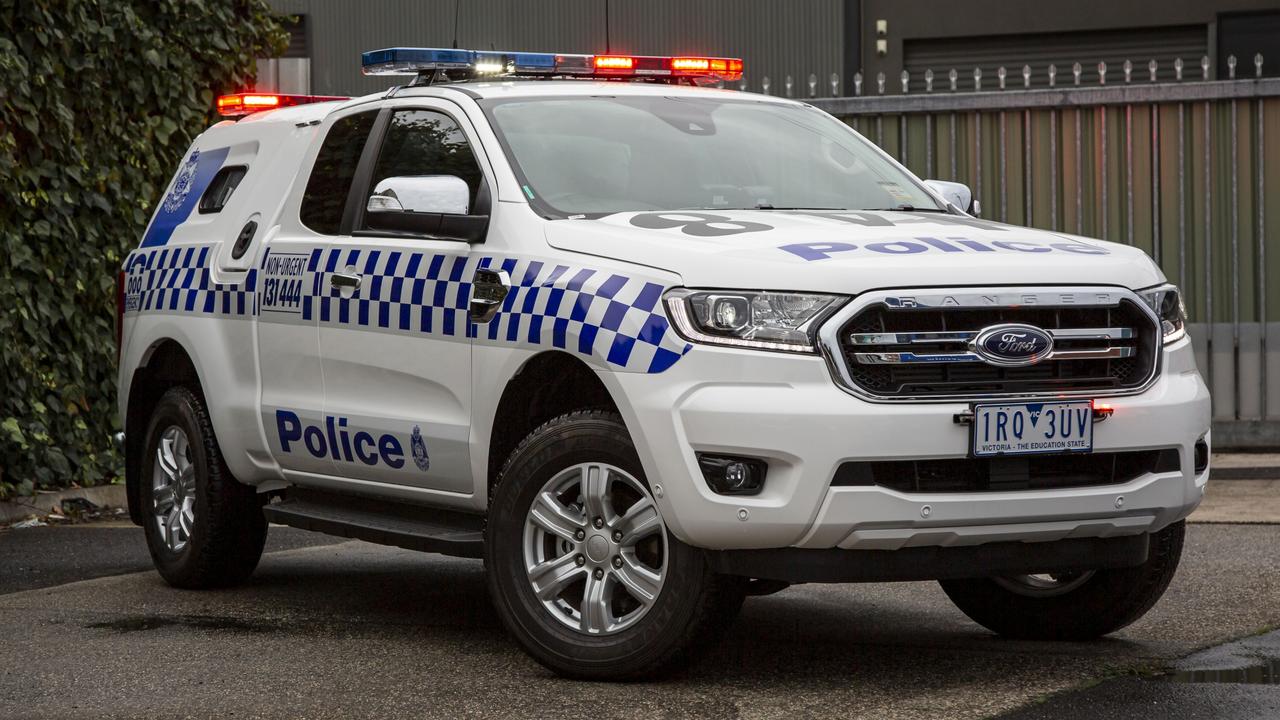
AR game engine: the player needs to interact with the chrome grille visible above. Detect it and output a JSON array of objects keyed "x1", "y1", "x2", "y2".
[
  {"x1": 829, "y1": 293, "x2": 1160, "y2": 400},
  {"x1": 847, "y1": 326, "x2": 1138, "y2": 365}
]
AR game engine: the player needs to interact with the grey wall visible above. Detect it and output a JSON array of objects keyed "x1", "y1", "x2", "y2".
[
  {"x1": 267, "y1": 0, "x2": 845, "y2": 97},
  {"x1": 859, "y1": 0, "x2": 1280, "y2": 92},
  {"x1": 267, "y1": 1, "x2": 1280, "y2": 99}
]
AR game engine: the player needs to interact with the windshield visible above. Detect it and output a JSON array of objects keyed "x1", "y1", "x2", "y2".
[{"x1": 482, "y1": 94, "x2": 943, "y2": 217}]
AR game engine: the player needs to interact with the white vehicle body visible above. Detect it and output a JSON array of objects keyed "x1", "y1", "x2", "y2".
[
  {"x1": 118, "y1": 80, "x2": 1210, "y2": 556},
  {"x1": 119, "y1": 73, "x2": 1211, "y2": 678}
]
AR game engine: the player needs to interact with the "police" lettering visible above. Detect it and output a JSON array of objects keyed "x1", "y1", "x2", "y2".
[
  {"x1": 779, "y1": 235, "x2": 1109, "y2": 261},
  {"x1": 275, "y1": 409, "x2": 405, "y2": 469}
]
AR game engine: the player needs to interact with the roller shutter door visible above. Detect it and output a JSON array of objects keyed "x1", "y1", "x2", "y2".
[{"x1": 903, "y1": 25, "x2": 1207, "y2": 92}]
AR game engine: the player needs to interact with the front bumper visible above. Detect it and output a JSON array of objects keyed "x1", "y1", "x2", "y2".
[
  {"x1": 606, "y1": 335, "x2": 1210, "y2": 552},
  {"x1": 706, "y1": 533, "x2": 1152, "y2": 583}
]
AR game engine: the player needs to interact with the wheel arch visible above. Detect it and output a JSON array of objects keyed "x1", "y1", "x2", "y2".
[
  {"x1": 123, "y1": 338, "x2": 204, "y2": 525},
  {"x1": 486, "y1": 350, "x2": 622, "y2": 494}
]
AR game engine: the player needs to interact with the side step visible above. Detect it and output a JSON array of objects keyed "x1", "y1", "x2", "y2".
[{"x1": 263, "y1": 488, "x2": 484, "y2": 559}]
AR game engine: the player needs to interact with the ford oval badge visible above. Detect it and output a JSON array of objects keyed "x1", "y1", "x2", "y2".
[{"x1": 971, "y1": 324, "x2": 1054, "y2": 367}]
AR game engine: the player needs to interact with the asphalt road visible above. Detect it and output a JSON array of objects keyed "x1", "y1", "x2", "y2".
[
  {"x1": 1001, "y1": 629, "x2": 1280, "y2": 719},
  {"x1": 0, "y1": 521, "x2": 1277, "y2": 719},
  {"x1": 0, "y1": 522, "x2": 338, "y2": 595}
]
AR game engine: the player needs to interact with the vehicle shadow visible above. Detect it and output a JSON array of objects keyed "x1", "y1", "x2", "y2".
[{"x1": 226, "y1": 547, "x2": 1148, "y2": 687}]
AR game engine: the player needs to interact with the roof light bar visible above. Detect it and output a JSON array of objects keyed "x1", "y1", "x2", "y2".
[
  {"x1": 360, "y1": 47, "x2": 743, "y2": 83},
  {"x1": 216, "y1": 93, "x2": 349, "y2": 117}
]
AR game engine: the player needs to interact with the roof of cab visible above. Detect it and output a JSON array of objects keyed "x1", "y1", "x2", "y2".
[
  {"x1": 405, "y1": 78, "x2": 796, "y2": 103},
  {"x1": 220, "y1": 79, "x2": 796, "y2": 129}
]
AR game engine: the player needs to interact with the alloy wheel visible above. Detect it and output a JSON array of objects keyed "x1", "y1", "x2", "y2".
[
  {"x1": 151, "y1": 425, "x2": 196, "y2": 552},
  {"x1": 522, "y1": 462, "x2": 667, "y2": 635}
]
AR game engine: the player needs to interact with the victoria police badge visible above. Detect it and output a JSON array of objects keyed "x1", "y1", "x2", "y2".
[
  {"x1": 410, "y1": 425, "x2": 430, "y2": 472},
  {"x1": 163, "y1": 149, "x2": 200, "y2": 213}
]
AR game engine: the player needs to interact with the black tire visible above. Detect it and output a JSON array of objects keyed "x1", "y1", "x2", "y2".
[
  {"x1": 139, "y1": 386, "x2": 267, "y2": 589},
  {"x1": 939, "y1": 520, "x2": 1185, "y2": 640},
  {"x1": 485, "y1": 410, "x2": 745, "y2": 680}
]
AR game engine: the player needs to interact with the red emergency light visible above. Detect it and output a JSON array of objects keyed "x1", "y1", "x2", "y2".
[
  {"x1": 216, "y1": 93, "x2": 350, "y2": 117},
  {"x1": 590, "y1": 54, "x2": 744, "y2": 81},
  {"x1": 593, "y1": 55, "x2": 636, "y2": 71}
]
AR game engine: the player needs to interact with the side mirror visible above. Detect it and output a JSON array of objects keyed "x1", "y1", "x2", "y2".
[
  {"x1": 362, "y1": 175, "x2": 488, "y2": 242},
  {"x1": 368, "y1": 175, "x2": 470, "y2": 215},
  {"x1": 924, "y1": 179, "x2": 980, "y2": 216}
]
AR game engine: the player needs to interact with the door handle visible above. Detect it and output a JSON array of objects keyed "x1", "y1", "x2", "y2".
[
  {"x1": 470, "y1": 268, "x2": 511, "y2": 323},
  {"x1": 329, "y1": 272, "x2": 362, "y2": 290}
]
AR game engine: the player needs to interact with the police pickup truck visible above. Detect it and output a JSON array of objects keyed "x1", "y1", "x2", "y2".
[{"x1": 118, "y1": 47, "x2": 1210, "y2": 679}]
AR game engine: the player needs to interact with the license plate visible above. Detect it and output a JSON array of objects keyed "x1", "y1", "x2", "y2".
[{"x1": 971, "y1": 401, "x2": 1093, "y2": 457}]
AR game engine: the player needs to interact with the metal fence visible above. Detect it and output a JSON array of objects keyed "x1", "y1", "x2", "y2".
[{"x1": 805, "y1": 57, "x2": 1280, "y2": 447}]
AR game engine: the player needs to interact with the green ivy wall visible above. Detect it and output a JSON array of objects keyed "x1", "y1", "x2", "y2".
[{"x1": 0, "y1": 1, "x2": 286, "y2": 497}]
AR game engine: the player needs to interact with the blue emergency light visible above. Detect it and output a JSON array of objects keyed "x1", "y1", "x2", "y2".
[
  {"x1": 360, "y1": 47, "x2": 477, "y2": 74},
  {"x1": 360, "y1": 47, "x2": 744, "y2": 84}
]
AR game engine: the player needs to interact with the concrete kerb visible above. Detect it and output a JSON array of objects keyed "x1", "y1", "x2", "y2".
[
  {"x1": 1211, "y1": 453, "x2": 1280, "y2": 480},
  {"x1": 1, "y1": 484, "x2": 127, "y2": 525}
]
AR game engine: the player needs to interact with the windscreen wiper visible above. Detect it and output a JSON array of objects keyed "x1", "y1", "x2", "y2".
[
  {"x1": 859, "y1": 204, "x2": 949, "y2": 213},
  {"x1": 753, "y1": 204, "x2": 849, "y2": 210}
]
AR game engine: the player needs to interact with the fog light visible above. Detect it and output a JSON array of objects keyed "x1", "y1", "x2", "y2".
[
  {"x1": 1194, "y1": 438, "x2": 1209, "y2": 474},
  {"x1": 697, "y1": 454, "x2": 767, "y2": 496},
  {"x1": 724, "y1": 462, "x2": 748, "y2": 487}
]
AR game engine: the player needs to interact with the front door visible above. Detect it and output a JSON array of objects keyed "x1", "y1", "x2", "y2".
[{"x1": 317, "y1": 101, "x2": 492, "y2": 494}]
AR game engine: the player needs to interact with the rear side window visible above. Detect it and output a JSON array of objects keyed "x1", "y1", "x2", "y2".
[
  {"x1": 300, "y1": 110, "x2": 377, "y2": 234},
  {"x1": 198, "y1": 166, "x2": 247, "y2": 214}
]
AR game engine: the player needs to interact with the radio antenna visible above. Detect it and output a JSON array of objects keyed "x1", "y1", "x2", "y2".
[
  {"x1": 605, "y1": 0, "x2": 611, "y2": 54},
  {"x1": 452, "y1": 0, "x2": 461, "y2": 49}
]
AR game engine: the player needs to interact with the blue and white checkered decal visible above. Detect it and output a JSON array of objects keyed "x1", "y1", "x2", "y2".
[
  {"x1": 481, "y1": 254, "x2": 689, "y2": 373},
  {"x1": 122, "y1": 245, "x2": 258, "y2": 317},
  {"x1": 123, "y1": 244, "x2": 691, "y2": 374}
]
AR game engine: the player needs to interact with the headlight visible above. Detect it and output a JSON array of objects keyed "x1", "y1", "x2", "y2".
[
  {"x1": 1139, "y1": 284, "x2": 1187, "y2": 343},
  {"x1": 664, "y1": 289, "x2": 846, "y2": 352}
]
